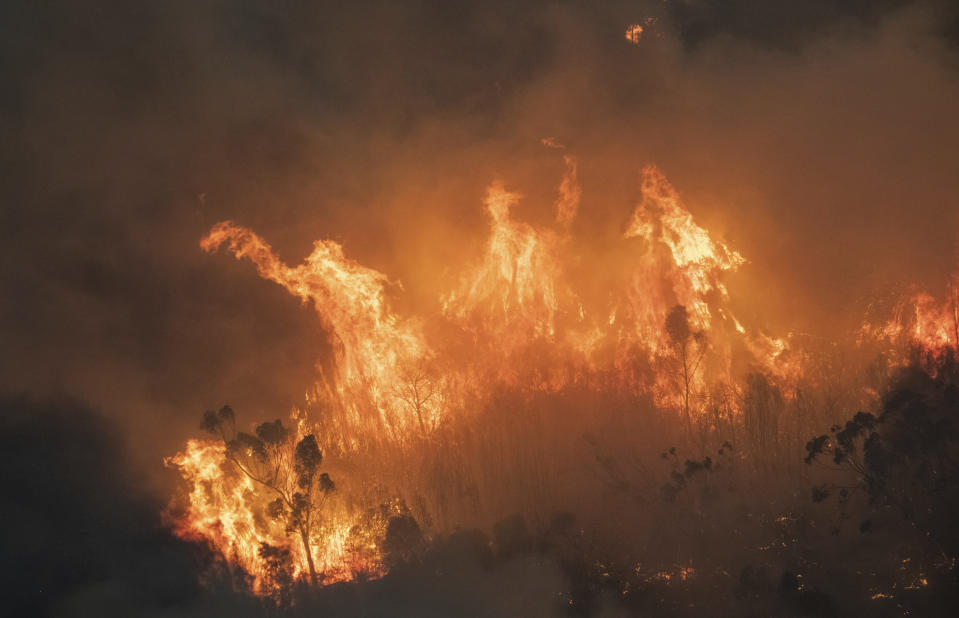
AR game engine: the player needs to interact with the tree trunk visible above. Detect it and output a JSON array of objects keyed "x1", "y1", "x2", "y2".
[
  {"x1": 414, "y1": 401, "x2": 427, "y2": 437},
  {"x1": 299, "y1": 525, "x2": 318, "y2": 585}
]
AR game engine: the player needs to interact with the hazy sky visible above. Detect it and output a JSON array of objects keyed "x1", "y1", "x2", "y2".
[{"x1": 2, "y1": 0, "x2": 958, "y2": 472}]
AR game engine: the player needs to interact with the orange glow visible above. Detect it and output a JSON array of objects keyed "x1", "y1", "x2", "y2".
[
  {"x1": 625, "y1": 24, "x2": 644, "y2": 44},
  {"x1": 859, "y1": 276, "x2": 959, "y2": 363},
  {"x1": 165, "y1": 434, "x2": 381, "y2": 592},
  {"x1": 625, "y1": 18, "x2": 655, "y2": 44},
  {"x1": 620, "y1": 165, "x2": 745, "y2": 355},
  {"x1": 201, "y1": 222, "x2": 435, "y2": 444},
  {"x1": 169, "y1": 156, "x2": 926, "y2": 592},
  {"x1": 443, "y1": 180, "x2": 565, "y2": 342}
]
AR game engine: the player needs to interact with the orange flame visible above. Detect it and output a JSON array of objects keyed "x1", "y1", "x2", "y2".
[
  {"x1": 860, "y1": 276, "x2": 959, "y2": 361},
  {"x1": 201, "y1": 223, "x2": 434, "y2": 443},
  {"x1": 625, "y1": 18, "x2": 655, "y2": 44},
  {"x1": 619, "y1": 165, "x2": 745, "y2": 355},
  {"x1": 169, "y1": 156, "x2": 813, "y2": 591},
  {"x1": 625, "y1": 24, "x2": 644, "y2": 44},
  {"x1": 165, "y1": 435, "x2": 378, "y2": 592}
]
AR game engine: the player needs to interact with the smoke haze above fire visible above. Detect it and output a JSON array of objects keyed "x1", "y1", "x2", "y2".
[{"x1": 2, "y1": 0, "x2": 959, "y2": 472}]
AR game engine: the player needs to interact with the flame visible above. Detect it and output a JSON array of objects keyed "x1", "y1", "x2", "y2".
[
  {"x1": 625, "y1": 18, "x2": 655, "y2": 44},
  {"x1": 166, "y1": 434, "x2": 384, "y2": 592},
  {"x1": 625, "y1": 24, "x2": 644, "y2": 44},
  {"x1": 168, "y1": 156, "x2": 829, "y2": 592},
  {"x1": 201, "y1": 222, "x2": 434, "y2": 444},
  {"x1": 911, "y1": 290, "x2": 959, "y2": 351},
  {"x1": 555, "y1": 156, "x2": 581, "y2": 230},
  {"x1": 619, "y1": 165, "x2": 745, "y2": 355},
  {"x1": 443, "y1": 178, "x2": 568, "y2": 342},
  {"x1": 859, "y1": 276, "x2": 959, "y2": 361}
]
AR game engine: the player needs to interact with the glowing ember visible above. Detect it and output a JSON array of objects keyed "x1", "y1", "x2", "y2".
[
  {"x1": 625, "y1": 19, "x2": 655, "y2": 44},
  {"x1": 625, "y1": 24, "x2": 644, "y2": 44}
]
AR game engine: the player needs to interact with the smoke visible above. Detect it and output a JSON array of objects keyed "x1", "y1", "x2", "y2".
[
  {"x1": 2, "y1": 0, "x2": 958, "y2": 452},
  {"x1": 2, "y1": 1, "x2": 959, "y2": 612},
  {"x1": 0, "y1": 396, "x2": 207, "y2": 615}
]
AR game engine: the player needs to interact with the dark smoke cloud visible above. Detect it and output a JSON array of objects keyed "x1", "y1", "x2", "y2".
[
  {"x1": 3, "y1": 0, "x2": 958, "y2": 455},
  {"x1": 2, "y1": 3, "x2": 959, "y2": 610},
  {"x1": 0, "y1": 396, "x2": 207, "y2": 616}
]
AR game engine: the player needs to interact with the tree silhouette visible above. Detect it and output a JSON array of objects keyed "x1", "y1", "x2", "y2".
[
  {"x1": 666, "y1": 305, "x2": 707, "y2": 435},
  {"x1": 395, "y1": 360, "x2": 440, "y2": 437},
  {"x1": 258, "y1": 543, "x2": 294, "y2": 607},
  {"x1": 382, "y1": 514, "x2": 425, "y2": 568},
  {"x1": 805, "y1": 358, "x2": 959, "y2": 559},
  {"x1": 201, "y1": 406, "x2": 335, "y2": 585},
  {"x1": 742, "y1": 372, "x2": 783, "y2": 467}
]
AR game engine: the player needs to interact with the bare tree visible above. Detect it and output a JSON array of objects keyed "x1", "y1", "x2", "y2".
[
  {"x1": 742, "y1": 372, "x2": 784, "y2": 469},
  {"x1": 666, "y1": 305, "x2": 707, "y2": 436},
  {"x1": 201, "y1": 406, "x2": 335, "y2": 585},
  {"x1": 395, "y1": 361, "x2": 440, "y2": 437}
]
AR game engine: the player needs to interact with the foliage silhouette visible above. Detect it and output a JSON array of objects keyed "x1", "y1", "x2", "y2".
[{"x1": 201, "y1": 406, "x2": 335, "y2": 586}]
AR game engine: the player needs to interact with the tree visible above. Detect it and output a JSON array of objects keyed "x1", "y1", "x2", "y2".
[
  {"x1": 382, "y1": 514, "x2": 424, "y2": 568},
  {"x1": 258, "y1": 544, "x2": 294, "y2": 607},
  {"x1": 804, "y1": 358, "x2": 959, "y2": 559},
  {"x1": 666, "y1": 305, "x2": 707, "y2": 435},
  {"x1": 201, "y1": 406, "x2": 335, "y2": 585},
  {"x1": 742, "y1": 372, "x2": 783, "y2": 466},
  {"x1": 395, "y1": 360, "x2": 440, "y2": 438}
]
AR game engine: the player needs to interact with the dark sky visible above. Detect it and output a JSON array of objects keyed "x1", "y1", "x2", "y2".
[{"x1": 2, "y1": 0, "x2": 959, "y2": 476}]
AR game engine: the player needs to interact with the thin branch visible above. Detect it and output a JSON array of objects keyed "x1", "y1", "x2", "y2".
[{"x1": 227, "y1": 454, "x2": 292, "y2": 507}]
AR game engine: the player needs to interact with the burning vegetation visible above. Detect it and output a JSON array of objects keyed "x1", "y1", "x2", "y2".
[
  {"x1": 7, "y1": 1, "x2": 959, "y2": 616},
  {"x1": 164, "y1": 156, "x2": 959, "y2": 610}
]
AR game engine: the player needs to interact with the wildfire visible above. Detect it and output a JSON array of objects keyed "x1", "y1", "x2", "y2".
[
  {"x1": 168, "y1": 152, "x2": 950, "y2": 595},
  {"x1": 200, "y1": 222, "x2": 433, "y2": 444},
  {"x1": 443, "y1": 182, "x2": 563, "y2": 340},
  {"x1": 625, "y1": 24, "x2": 644, "y2": 44},
  {"x1": 859, "y1": 276, "x2": 959, "y2": 362},
  {"x1": 619, "y1": 165, "x2": 745, "y2": 356},
  {"x1": 165, "y1": 422, "x2": 390, "y2": 593},
  {"x1": 625, "y1": 18, "x2": 655, "y2": 44},
  {"x1": 443, "y1": 156, "x2": 579, "y2": 347}
]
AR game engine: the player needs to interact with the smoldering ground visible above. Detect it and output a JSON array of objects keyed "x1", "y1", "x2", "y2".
[{"x1": 3, "y1": 0, "x2": 959, "y2": 616}]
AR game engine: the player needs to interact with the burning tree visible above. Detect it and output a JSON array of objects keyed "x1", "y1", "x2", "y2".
[{"x1": 200, "y1": 406, "x2": 335, "y2": 585}]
